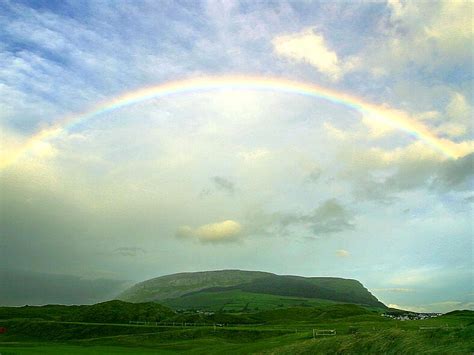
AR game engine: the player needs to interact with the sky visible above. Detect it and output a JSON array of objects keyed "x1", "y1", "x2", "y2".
[{"x1": 0, "y1": 0, "x2": 472, "y2": 312}]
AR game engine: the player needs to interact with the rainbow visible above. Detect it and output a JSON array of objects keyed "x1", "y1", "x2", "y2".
[{"x1": 1, "y1": 75, "x2": 464, "y2": 169}]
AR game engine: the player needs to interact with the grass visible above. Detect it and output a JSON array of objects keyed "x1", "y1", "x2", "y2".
[
  {"x1": 162, "y1": 290, "x2": 338, "y2": 312},
  {"x1": 1, "y1": 324, "x2": 473, "y2": 354},
  {"x1": 0, "y1": 302, "x2": 472, "y2": 354},
  {"x1": 0, "y1": 300, "x2": 174, "y2": 324},
  {"x1": 259, "y1": 326, "x2": 474, "y2": 354}
]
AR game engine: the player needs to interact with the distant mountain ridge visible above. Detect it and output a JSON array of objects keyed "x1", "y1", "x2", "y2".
[{"x1": 118, "y1": 270, "x2": 386, "y2": 309}]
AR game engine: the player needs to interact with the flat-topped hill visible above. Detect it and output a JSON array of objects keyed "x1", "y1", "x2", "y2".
[{"x1": 118, "y1": 270, "x2": 386, "y2": 309}]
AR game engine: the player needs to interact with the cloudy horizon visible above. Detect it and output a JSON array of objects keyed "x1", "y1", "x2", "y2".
[{"x1": 0, "y1": 0, "x2": 473, "y2": 313}]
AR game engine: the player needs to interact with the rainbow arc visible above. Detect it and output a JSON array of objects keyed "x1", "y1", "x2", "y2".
[{"x1": 1, "y1": 75, "x2": 463, "y2": 169}]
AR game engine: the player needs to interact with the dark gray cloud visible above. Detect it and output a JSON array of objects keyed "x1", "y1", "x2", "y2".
[
  {"x1": 434, "y1": 153, "x2": 474, "y2": 190},
  {"x1": 247, "y1": 199, "x2": 354, "y2": 238},
  {"x1": 385, "y1": 153, "x2": 473, "y2": 193},
  {"x1": 352, "y1": 176, "x2": 397, "y2": 203},
  {"x1": 0, "y1": 269, "x2": 131, "y2": 306},
  {"x1": 114, "y1": 247, "x2": 146, "y2": 257},
  {"x1": 304, "y1": 199, "x2": 354, "y2": 235},
  {"x1": 305, "y1": 168, "x2": 322, "y2": 184},
  {"x1": 211, "y1": 176, "x2": 235, "y2": 194},
  {"x1": 349, "y1": 153, "x2": 474, "y2": 202},
  {"x1": 464, "y1": 195, "x2": 474, "y2": 203}
]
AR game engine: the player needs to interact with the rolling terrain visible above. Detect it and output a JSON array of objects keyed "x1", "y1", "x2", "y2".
[
  {"x1": 0, "y1": 300, "x2": 472, "y2": 354},
  {"x1": 1, "y1": 271, "x2": 472, "y2": 353}
]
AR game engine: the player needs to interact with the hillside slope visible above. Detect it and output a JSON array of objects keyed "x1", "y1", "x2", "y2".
[
  {"x1": 185, "y1": 275, "x2": 385, "y2": 308},
  {"x1": 118, "y1": 270, "x2": 385, "y2": 309},
  {"x1": 118, "y1": 270, "x2": 273, "y2": 302}
]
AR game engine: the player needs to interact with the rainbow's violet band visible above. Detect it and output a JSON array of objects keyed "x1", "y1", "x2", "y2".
[{"x1": 2, "y1": 75, "x2": 462, "y2": 169}]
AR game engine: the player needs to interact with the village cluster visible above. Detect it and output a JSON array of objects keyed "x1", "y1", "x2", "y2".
[{"x1": 382, "y1": 313, "x2": 442, "y2": 321}]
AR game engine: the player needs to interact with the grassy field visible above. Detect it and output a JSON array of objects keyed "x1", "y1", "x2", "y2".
[{"x1": 1, "y1": 305, "x2": 473, "y2": 354}]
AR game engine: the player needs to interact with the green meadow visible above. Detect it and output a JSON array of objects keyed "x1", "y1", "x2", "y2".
[{"x1": 1, "y1": 302, "x2": 473, "y2": 354}]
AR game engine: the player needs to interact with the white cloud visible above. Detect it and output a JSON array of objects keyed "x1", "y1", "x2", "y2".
[
  {"x1": 388, "y1": 301, "x2": 474, "y2": 313},
  {"x1": 446, "y1": 92, "x2": 471, "y2": 122},
  {"x1": 365, "y1": 1, "x2": 473, "y2": 74},
  {"x1": 176, "y1": 220, "x2": 243, "y2": 243},
  {"x1": 389, "y1": 266, "x2": 453, "y2": 287},
  {"x1": 387, "y1": 303, "x2": 427, "y2": 313},
  {"x1": 323, "y1": 122, "x2": 350, "y2": 141},
  {"x1": 435, "y1": 122, "x2": 467, "y2": 139},
  {"x1": 237, "y1": 148, "x2": 270, "y2": 162},
  {"x1": 373, "y1": 288, "x2": 414, "y2": 293},
  {"x1": 435, "y1": 92, "x2": 472, "y2": 138},
  {"x1": 336, "y1": 249, "x2": 350, "y2": 258},
  {"x1": 272, "y1": 27, "x2": 345, "y2": 81}
]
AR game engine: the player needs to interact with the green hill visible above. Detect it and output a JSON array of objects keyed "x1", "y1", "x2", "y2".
[
  {"x1": 68, "y1": 300, "x2": 175, "y2": 323},
  {"x1": 161, "y1": 290, "x2": 338, "y2": 312},
  {"x1": 444, "y1": 310, "x2": 474, "y2": 317},
  {"x1": 0, "y1": 300, "x2": 175, "y2": 324},
  {"x1": 118, "y1": 270, "x2": 273, "y2": 303},
  {"x1": 118, "y1": 270, "x2": 385, "y2": 309}
]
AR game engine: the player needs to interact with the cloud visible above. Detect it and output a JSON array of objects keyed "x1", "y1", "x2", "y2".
[
  {"x1": 323, "y1": 122, "x2": 351, "y2": 141},
  {"x1": 1, "y1": 269, "x2": 130, "y2": 306},
  {"x1": 0, "y1": 0, "x2": 472, "y2": 310},
  {"x1": 373, "y1": 149, "x2": 474, "y2": 194},
  {"x1": 307, "y1": 199, "x2": 354, "y2": 235},
  {"x1": 114, "y1": 247, "x2": 146, "y2": 257},
  {"x1": 336, "y1": 249, "x2": 350, "y2": 258},
  {"x1": 387, "y1": 304, "x2": 427, "y2": 313},
  {"x1": 464, "y1": 196, "x2": 474, "y2": 203},
  {"x1": 272, "y1": 27, "x2": 345, "y2": 80},
  {"x1": 373, "y1": 288, "x2": 414, "y2": 293},
  {"x1": 305, "y1": 167, "x2": 322, "y2": 184},
  {"x1": 390, "y1": 269, "x2": 434, "y2": 286},
  {"x1": 367, "y1": 1, "x2": 473, "y2": 75},
  {"x1": 176, "y1": 220, "x2": 243, "y2": 243},
  {"x1": 248, "y1": 199, "x2": 355, "y2": 238},
  {"x1": 376, "y1": 267, "x2": 473, "y2": 312},
  {"x1": 446, "y1": 92, "x2": 471, "y2": 123},
  {"x1": 388, "y1": 301, "x2": 474, "y2": 313},
  {"x1": 433, "y1": 153, "x2": 474, "y2": 191},
  {"x1": 211, "y1": 176, "x2": 235, "y2": 194},
  {"x1": 237, "y1": 148, "x2": 270, "y2": 162},
  {"x1": 333, "y1": 141, "x2": 474, "y2": 202},
  {"x1": 435, "y1": 92, "x2": 472, "y2": 138},
  {"x1": 436, "y1": 122, "x2": 468, "y2": 139}
]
